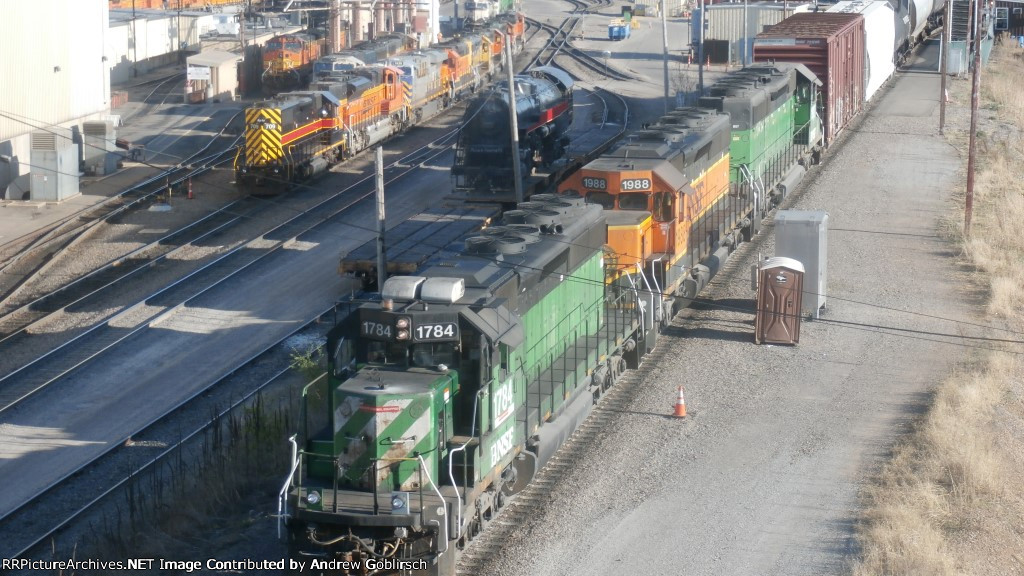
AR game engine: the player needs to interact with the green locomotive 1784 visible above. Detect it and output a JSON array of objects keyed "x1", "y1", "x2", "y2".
[{"x1": 280, "y1": 197, "x2": 655, "y2": 575}]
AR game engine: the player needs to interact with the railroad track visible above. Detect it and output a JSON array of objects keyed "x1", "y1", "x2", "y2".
[
  {"x1": 457, "y1": 359, "x2": 651, "y2": 575},
  {"x1": 134, "y1": 72, "x2": 186, "y2": 116},
  {"x1": 450, "y1": 86, "x2": 630, "y2": 575},
  {"x1": 525, "y1": 16, "x2": 583, "y2": 70},
  {"x1": 0, "y1": 129, "x2": 466, "y2": 561},
  {"x1": 524, "y1": 16, "x2": 635, "y2": 82},
  {"x1": 1, "y1": 319, "x2": 326, "y2": 564},
  {"x1": 0, "y1": 116, "x2": 243, "y2": 311}
]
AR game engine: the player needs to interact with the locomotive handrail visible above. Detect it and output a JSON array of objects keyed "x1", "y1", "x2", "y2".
[
  {"x1": 367, "y1": 454, "x2": 448, "y2": 545},
  {"x1": 448, "y1": 386, "x2": 483, "y2": 539},
  {"x1": 278, "y1": 434, "x2": 301, "y2": 539}
]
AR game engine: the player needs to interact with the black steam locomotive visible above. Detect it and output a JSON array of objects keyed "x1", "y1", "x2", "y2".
[{"x1": 451, "y1": 66, "x2": 573, "y2": 197}]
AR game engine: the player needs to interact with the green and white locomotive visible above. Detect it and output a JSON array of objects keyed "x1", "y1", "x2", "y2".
[{"x1": 280, "y1": 196, "x2": 654, "y2": 574}]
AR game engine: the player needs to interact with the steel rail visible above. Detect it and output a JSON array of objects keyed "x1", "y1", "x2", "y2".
[
  {"x1": 0, "y1": 118, "x2": 243, "y2": 300},
  {"x1": 1, "y1": 133, "x2": 463, "y2": 558},
  {"x1": 0, "y1": 126, "x2": 459, "y2": 422}
]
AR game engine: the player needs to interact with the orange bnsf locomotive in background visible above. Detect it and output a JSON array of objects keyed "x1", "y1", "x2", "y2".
[
  {"x1": 262, "y1": 32, "x2": 328, "y2": 92},
  {"x1": 559, "y1": 108, "x2": 734, "y2": 323},
  {"x1": 236, "y1": 13, "x2": 525, "y2": 195}
]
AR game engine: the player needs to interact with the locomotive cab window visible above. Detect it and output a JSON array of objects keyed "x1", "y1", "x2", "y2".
[
  {"x1": 618, "y1": 192, "x2": 650, "y2": 211},
  {"x1": 365, "y1": 341, "x2": 408, "y2": 366},
  {"x1": 411, "y1": 343, "x2": 457, "y2": 368},
  {"x1": 653, "y1": 191, "x2": 674, "y2": 222},
  {"x1": 332, "y1": 337, "x2": 355, "y2": 377},
  {"x1": 586, "y1": 191, "x2": 614, "y2": 208}
]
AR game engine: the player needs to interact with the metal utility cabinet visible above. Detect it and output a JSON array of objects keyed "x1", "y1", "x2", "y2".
[
  {"x1": 755, "y1": 257, "x2": 805, "y2": 345},
  {"x1": 774, "y1": 210, "x2": 828, "y2": 318}
]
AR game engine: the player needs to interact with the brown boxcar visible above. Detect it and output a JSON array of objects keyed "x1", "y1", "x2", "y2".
[{"x1": 752, "y1": 13, "x2": 865, "y2": 146}]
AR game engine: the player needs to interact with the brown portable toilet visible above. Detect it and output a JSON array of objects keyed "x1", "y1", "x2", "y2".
[{"x1": 755, "y1": 257, "x2": 805, "y2": 345}]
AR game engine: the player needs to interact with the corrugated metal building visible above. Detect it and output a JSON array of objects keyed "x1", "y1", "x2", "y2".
[
  {"x1": 694, "y1": 2, "x2": 813, "y2": 65},
  {"x1": 0, "y1": 0, "x2": 111, "y2": 198},
  {"x1": 108, "y1": 9, "x2": 186, "y2": 83},
  {"x1": 634, "y1": 0, "x2": 690, "y2": 17}
]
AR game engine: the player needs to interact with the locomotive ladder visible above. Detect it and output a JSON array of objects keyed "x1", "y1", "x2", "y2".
[{"x1": 738, "y1": 164, "x2": 766, "y2": 212}]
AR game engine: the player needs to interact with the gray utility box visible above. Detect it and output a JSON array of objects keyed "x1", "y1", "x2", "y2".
[
  {"x1": 30, "y1": 128, "x2": 79, "y2": 202},
  {"x1": 774, "y1": 210, "x2": 828, "y2": 318}
]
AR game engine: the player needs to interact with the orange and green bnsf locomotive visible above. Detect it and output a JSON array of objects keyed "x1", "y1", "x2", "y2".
[
  {"x1": 559, "y1": 63, "x2": 823, "y2": 321},
  {"x1": 279, "y1": 197, "x2": 656, "y2": 575}
]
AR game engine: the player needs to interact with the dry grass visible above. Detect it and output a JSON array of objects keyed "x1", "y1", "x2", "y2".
[{"x1": 853, "y1": 45, "x2": 1024, "y2": 575}]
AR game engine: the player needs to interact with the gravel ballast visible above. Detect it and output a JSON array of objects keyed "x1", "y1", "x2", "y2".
[{"x1": 479, "y1": 68, "x2": 982, "y2": 576}]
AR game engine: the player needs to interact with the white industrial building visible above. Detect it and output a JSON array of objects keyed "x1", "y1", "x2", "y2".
[{"x1": 0, "y1": 0, "x2": 111, "y2": 199}]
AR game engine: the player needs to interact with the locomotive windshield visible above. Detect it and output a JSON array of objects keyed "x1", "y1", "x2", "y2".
[
  {"x1": 411, "y1": 343, "x2": 457, "y2": 368},
  {"x1": 618, "y1": 192, "x2": 650, "y2": 210},
  {"x1": 366, "y1": 341, "x2": 408, "y2": 365},
  {"x1": 586, "y1": 191, "x2": 614, "y2": 208},
  {"x1": 363, "y1": 341, "x2": 457, "y2": 368}
]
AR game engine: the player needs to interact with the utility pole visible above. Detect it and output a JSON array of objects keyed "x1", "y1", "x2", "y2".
[
  {"x1": 697, "y1": 0, "x2": 705, "y2": 94},
  {"x1": 742, "y1": 0, "x2": 748, "y2": 66},
  {"x1": 329, "y1": 0, "x2": 342, "y2": 53},
  {"x1": 505, "y1": 37, "x2": 524, "y2": 204},
  {"x1": 939, "y1": 0, "x2": 951, "y2": 133},
  {"x1": 177, "y1": 0, "x2": 183, "y2": 62},
  {"x1": 661, "y1": 0, "x2": 670, "y2": 113},
  {"x1": 131, "y1": 0, "x2": 138, "y2": 77},
  {"x1": 965, "y1": 0, "x2": 982, "y2": 237},
  {"x1": 375, "y1": 146, "x2": 388, "y2": 291}
]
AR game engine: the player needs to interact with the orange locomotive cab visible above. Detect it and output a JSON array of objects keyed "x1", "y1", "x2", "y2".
[
  {"x1": 439, "y1": 38, "x2": 477, "y2": 98},
  {"x1": 560, "y1": 107, "x2": 735, "y2": 313}
]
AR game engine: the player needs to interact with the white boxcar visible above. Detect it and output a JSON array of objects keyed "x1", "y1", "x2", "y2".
[{"x1": 827, "y1": 0, "x2": 897, "y2": 102}]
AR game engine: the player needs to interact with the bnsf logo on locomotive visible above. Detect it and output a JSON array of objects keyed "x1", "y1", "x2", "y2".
[
  {"x1": 620, "y1": 178, "x2": 652, "y2": 191},
  {"x1": 582, "y1": 177, "x2": 607, "y2": 190}
]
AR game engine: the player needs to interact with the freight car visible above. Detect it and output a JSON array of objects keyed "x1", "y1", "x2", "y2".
[
  {"x1": 753, "y1": 13, "x2": 865, "y2": 145},
  {"x1": 753, "y1": 0, "x2": 946, "y2": 142},
  {"x1": 451, "y1": 67, "x2": 574, "y2": 200},
  {"x1": 280, "y1": 196, "x2": 655, "y2": 574},
  {"x1": 263, "y1": 32, "x2": 328, "y2": 92},
  {"x1": 235, "y1": 13, "x2": 526, "y2": 195},
  {"x1": 558, "y1": 63, "x2": 822, "y2": 319}
]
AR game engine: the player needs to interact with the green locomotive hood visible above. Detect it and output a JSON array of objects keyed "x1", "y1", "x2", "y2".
[{"x1": 332, "y1": 367, "x2": 457, "y2": 492}]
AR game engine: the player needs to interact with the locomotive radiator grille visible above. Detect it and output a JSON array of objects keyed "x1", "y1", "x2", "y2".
[{"x1": 245, "y1": 108, "x2": 284, "y2": 166}]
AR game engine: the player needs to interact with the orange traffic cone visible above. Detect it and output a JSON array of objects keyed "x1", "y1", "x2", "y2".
[{"x1": 674, "y1": 386, "x2": 687, "y2": 418}]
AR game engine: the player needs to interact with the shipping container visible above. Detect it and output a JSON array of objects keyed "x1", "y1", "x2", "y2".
[
  {"x1": 827, "y1": 1, "x2": 897, "y2": 102},
  {"x1": 693, "y1": 2, "x2": 813, "y2": 65},
  {"x1": 753, "y1": 13, "x2": 865, "y2": 146}
]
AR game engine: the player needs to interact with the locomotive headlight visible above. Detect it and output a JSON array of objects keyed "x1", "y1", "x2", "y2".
[
  {"x1": 306, "y1": 491, "x2": 321, "y2": 505},
  {"x1": 397, "y1": 329, "x2": 410, "y2": 340},
  {"x1": 396, "y1": 317, "x2": 410, "y2": 329},
  {"x1": 392, "y1": 496, "x2": 405, "y2": 510}
]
